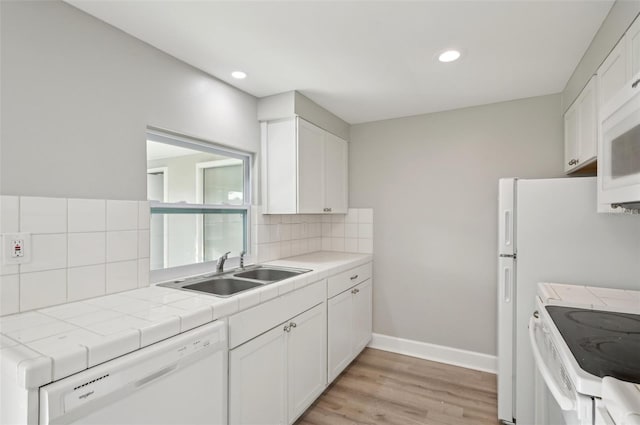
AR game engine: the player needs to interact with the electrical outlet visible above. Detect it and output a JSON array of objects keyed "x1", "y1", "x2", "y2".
[
  {"x1": 11, "y1": 239, "x2": 24, "y2": 257},
  {"x1": 2, "y1": 233, "x2": 31, "y2": 265}
]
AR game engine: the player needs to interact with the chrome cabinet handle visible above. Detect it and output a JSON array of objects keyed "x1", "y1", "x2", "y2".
[
  {"x1": 568, "y1": 159, "x2": 578, "y2": 166},
  {"x1": 350, "y1": 274, "x2": 359, "y2": 280},
  {"x1": 351, "y1": 288, "x2": 360, "y2": 294},
  {"x1": 284, "y1": 324, "x2": 291, "y2": 332},
  {"x1": 290, "y1": 322, "x2": 297, "y2": 329},
  {"x1": 323, "y1": 207, "x2": 333, "y2": 212},
  {"x1": 632, "y1": 78, "x2": 640, "y2": 89}
]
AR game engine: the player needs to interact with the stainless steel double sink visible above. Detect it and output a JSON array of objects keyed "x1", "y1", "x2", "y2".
[{"x1": 158, "y1": 265, "x2": 311, "y2": 297}]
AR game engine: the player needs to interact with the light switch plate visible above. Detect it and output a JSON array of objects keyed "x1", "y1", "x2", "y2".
[{"x1": 2, "y1": 233, "x2": 31, "y2": 264}]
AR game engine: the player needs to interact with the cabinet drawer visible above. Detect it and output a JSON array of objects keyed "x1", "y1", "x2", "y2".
[
  {"x1": 229, "y1": 279, "x2": 326, "y2": 348},
  {"x1": 327, "y1": 263, "x2": 372, "y2": 299}
]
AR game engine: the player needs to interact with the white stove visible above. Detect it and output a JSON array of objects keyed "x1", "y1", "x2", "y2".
[{"x1": 530, "y1": 283, "x2": 640, "y2": 425}]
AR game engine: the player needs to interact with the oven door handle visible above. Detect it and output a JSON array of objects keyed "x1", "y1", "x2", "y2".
[{"x1": 528, "y1": 315, "x2": 576, "y2": 411}]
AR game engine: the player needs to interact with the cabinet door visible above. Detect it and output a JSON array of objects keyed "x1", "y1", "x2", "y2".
[
  {"x1": 577, "y1": 77, "x2": 597, "y2": 165},
  {"x1": 324, "y1": 133, "x2": 348, "y2": 214},
  {"x1": 598, "y1": 40, "x2": 626, "y2": 107},
  {"x1": 287, "y1": 304, "x2": 327, "y2": 424},
  {"x1": 264, "y1": 119, "x2": 297, "y2": 214},
  {"x1": 297, "y1": 118, "x2": 325, "y2": 214},
  {"x1": 327, "y1": 289, "x2": 353, "y2": 382},
  {"x1": 229, "y1": 325, "x2": 287, "y2": 425},
  {"x1": 352, "y1": 279, "x2": 373, "y2": 354},
  {"x1": 627, "y1": 15, "x2": 640, "y2": 84},
  {"x1": 564, "y1": 105, "x2": 578, "y2": 173}
]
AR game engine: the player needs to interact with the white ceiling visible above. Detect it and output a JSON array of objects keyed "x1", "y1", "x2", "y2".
[{"x1": 66, "y1": 0, "x2": 614, "y2": 124}]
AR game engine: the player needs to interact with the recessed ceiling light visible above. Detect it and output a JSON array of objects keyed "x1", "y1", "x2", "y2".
[
  {"x1": 231, "y1": 71, "x2": 247, "y2": 79},
  {"x1": 438, "y1": 50, "x2": 461, "y2": 63}
]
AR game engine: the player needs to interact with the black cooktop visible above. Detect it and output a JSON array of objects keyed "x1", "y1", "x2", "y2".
[{"x1": 545, "y1": 305, "x2": 640, "y2": 383}]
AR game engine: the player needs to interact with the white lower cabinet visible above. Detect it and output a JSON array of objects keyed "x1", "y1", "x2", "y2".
[
  {"x1": 327, "y1": 279, "x2": 373, "y2": 382},
  {"x1": 352, "y1": 279, "x2": 373, "y2": 353},
  {"x1": 228, "y1": 263, "x2": 373, "y2": 424},
  {"x1": 229, "y1": 302, "x2": 326, "y2": 425},
  {"x1": 229, "y1": 325, "x2": 287, "y2": 425},
  {"x1": 287, "y1": 304, "x2": 327, "y2": 422}
]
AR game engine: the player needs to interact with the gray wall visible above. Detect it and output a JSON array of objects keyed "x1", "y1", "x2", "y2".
[
  {"x1": 349, "y1": 94, "x2": 564, "y2": 355},
  {"x1": 562, "y1": 0, "x2": 640, "y2": 111},
  {"x1": 0, "y1": 0, "x2": 259, "y2": 200}
]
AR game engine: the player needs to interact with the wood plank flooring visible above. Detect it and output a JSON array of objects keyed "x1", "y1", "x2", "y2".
[{"x1": 295, "y1": 348, "x2": 500, "y2": 425}]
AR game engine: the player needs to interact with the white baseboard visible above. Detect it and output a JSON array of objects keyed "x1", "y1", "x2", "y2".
[{"x1": 368, "y1": 333, "x2": 497, "y2": 374}]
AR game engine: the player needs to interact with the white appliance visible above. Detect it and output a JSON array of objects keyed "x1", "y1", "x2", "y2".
[
  {"x1": 598, "y1": 73, "x2": 640, "y2": 210},
  {"x1": 600, "y1": 378, "x2": 640, "y2": 425},
  {"x1": 39, "y1": 321, "x2": 227, "y2": 425},
  {"x1": 528, "y1": 283, "x2": 640, "y2": 425},
  {"x1": 496, "y1": 177, "x2": 640, "y2": 425}
]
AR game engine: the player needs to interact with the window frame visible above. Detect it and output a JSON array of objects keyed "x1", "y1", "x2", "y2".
[{"x1": 146, "y1": 129, "x2": 252, "y2": 283}]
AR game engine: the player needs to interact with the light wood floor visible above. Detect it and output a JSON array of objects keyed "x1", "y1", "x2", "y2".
[{"x1": 295, "y1": 348, "x2": 500, "y2": 425}]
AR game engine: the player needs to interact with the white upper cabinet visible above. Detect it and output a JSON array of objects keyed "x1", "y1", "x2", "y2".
[
  {"x1": 297, "y1": 119, "x2": 326, "y2": 213},
  {"x1": 598, "y1": 40, "x2": 627, "y2": 109},
  {"x1": 323, "y1": 132, "x2": 349, "y2": 214},
  {"x1": 564, "y1": 76, "x2": 597, "y2": 174},
  {"x1": 627, "y1": 16, "x2": 640, "y2": 85},
  {"x1": 564, "y1": 104, "x2": 579, "y2": 173},
  {"x1": 262, "y1": 117, "x2": 348, "y2": 214},
  {"x1": 598, "y1": 14, "x2": 640, "y2": 113}
]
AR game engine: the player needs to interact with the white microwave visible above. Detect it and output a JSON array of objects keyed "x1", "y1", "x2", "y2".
[{"x1": 598, "y1": 78, "x2": 640, "y2": 210}]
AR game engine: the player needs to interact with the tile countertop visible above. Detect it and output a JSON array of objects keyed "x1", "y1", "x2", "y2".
[
  {"x1": 538, "y1": 282, "x2": 640, "y2": 314},
  {"x1": 0, "y1": 251, "x2": 372, "y2": 389}
]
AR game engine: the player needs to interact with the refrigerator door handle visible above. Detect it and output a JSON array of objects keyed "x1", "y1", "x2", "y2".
[
  {"x1": 503, "y1": 266, "x2": 512, "y2": 303},
  {"x1": 504, "y1": 210, "x2": 512, "y2": 247}
]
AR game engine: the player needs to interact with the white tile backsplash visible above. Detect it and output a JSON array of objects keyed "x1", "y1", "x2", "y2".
[
  {"x1": 358, "y1": 209, "x2": 374, "y2": 223},
  {"x1": 137, "y1": 258, "x2": 150, "y2": 288},
  {"x1": 0, "y1": 196, "x2": 150, "y2": 316},
  {"x1": 331, "y1": 223, "x2": 345, "y2": 238},
  {"x1": 345, "y1": 238, "x2": 358, "y2": 253},
  {"x1": 269, "y1": 224, "x2": 280, "y2": 243},
  {"x1": 20, "y1": 234, "x2": 67, "y2": 273},
  {"x1": 331, "y1": 214, "x2": 345, "y2": 224},
  {"x1": 67, "y1": 199, "x2": 106, "y2": 232},
  {"x1": 106, "y1": 231, "x2": 138, "y2": 262},
  {"x1": 291, "y1": 223, "x2": 301, "y2": 240},
  {"x1": 20, "y1": 269, "x2": 67, "y2": 311},
  {"x1": 321, "y1": 237, "x2": 332, "y2": 251},
  {"x1": 345, "y1": 209, "x2": 358, "y2": 224},
  {"x1": 20, "y1": 197, "x2": 67, "y2": 233},
  {"x1": 137, "y1": 201, "x2": 150, "y2": 230},
  {"x1": 0, "y1": 263, "x2": 19, "y2": 276},
  {"x1": 0, "y1": 196, "x2": 19, "y2": 233},
  {"x1": 67, "y1": 265, "x2": 106, "y2": 302},
  {"x1": 358, "y1": 223, "x2": 373, "y2": 238},
  {"x1": 0, "y1": 274, "x2": 19, "y2": 316},
  {"x1": 106, "y1": 200, "x2": 139, "y2": 231},
  {"x1": 138, "y1": 230, "x2": 150, "y2": 258},
  {"x1": 252, "y1": 207, "x2": 374, "y2": 259},
  {"x1": 345, "y1": 223, "x2": 358, "y2": 238},
  {"x1": 358, "y1": 238, "x2": 373, "y2": 254},
  {"x1": 106, "y1": 261, "x2": 138, "y2": 293},
  {"x1": 331, "y1": 237, "x2": 345, "y2": 252},
  {"x1": 68, "y1": 232, "x2": 106, "y2": 267}
]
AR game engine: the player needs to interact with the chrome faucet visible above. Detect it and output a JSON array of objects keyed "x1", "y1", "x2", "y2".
[
  {"x1": 239, "y1": 250, "x2": 246, "y2": 269},
  {"x1": 216, "y1": 251, "x2": 231, "y2": 273}
]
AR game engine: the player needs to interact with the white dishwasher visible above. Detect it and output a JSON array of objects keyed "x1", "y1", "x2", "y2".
[{"x1": 38, "y1": 320, "x2": 227, "y2": 425}]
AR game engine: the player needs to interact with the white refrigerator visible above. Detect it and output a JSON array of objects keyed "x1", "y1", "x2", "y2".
[{"x1": 496, "y1": 177, "x2": 640, "y2": 425}]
